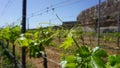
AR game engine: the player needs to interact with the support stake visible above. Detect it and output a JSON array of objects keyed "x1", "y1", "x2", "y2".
[
  {"x1": 97, "y1": 0, "x2": 101, "y2": 47},
  {"x1": 22, "y1": 0, "x2": 27, "y2": 68}
]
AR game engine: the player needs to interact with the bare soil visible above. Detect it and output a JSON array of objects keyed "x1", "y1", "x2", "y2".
[{"x1": 27, "y1": 46, "x2": 61, "y2": 68}]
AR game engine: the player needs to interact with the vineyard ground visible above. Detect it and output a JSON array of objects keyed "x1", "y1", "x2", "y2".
[
  {"x1": 27, "y1": 46, "x2": 61, "y2": 68},
  {"x1": 26, "y1": 36, "x2": 120, "y2": 68},
  {"x1": 2, "y1": 36, "x2": 120, "y2": 68},
  {"x1": 27, "y1": 38, "x2": 120, "y2": 68}
]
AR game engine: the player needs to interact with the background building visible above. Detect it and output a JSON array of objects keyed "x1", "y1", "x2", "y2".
[
  {"x1": 77, "y1": 0, "x2": 120, "y2": 32},
  {"x1": 62, "y1": 21, "x2": 77, "y2": 29}
]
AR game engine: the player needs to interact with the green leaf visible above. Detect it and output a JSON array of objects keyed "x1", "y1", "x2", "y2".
[
  {"x1": 66, "y1": 55, "x2": 76, "y2": 63},
  {"x1": 34, "y1": 32, "x2": 39, "y2": 39},
  {"x1": 21, "y1": 39, "x2": 29, "y2": 47},
  {"x1": 60, "y1": 37, "x2": 74, "y2": 49},
  {"x1": 24, "y1": 32, "x2": 33, "y2": 38},
  {"x1": 44, "y1": 37, "x2": 52, "y2": 45},
  {"x1": 114, "y1": 32, "x2": 120, "y2": 38},
  {"x1": 10, "y1": 25, "x2": 21, "y2": 42},
  {"x1": 108, "y1": 55, "x2": 120, "y2": 66},
  {"x1": 60, "y1": 29, "x2": 76, "y2": 49},
  {"x1": 1, "y1": 26, "x2": 11, "y2": 40},
  {"x1": 92, "y1": 47, "x2": 108, "y2": 57},
  {"x1": 89, "y1": 56, "x2": 106, "y2": 68},
  {"x1": 14, "y1": 36, "x2": 30, "y2": 47},
  {"x1": 65, "y1": 63, "x2": 76, "y2": 68},
  {"x1": 61, "y1": 60, "x2": 67, "y2": 68},
  {"x1": 77, "y1": 46, "x2": 91, "y2": 58}
]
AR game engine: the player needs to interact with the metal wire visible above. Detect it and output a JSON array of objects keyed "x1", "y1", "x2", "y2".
[{"x1": 40, "y1": 51, "x2": 61, "y2": 66}]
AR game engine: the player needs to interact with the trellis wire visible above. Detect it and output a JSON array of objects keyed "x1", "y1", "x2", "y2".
[
  {"x1": 0, "y1": 41, "x2": 22, "y2": 68},
  {"x1": 41, "y1": 51, "x2": 61, "y2": 66}
]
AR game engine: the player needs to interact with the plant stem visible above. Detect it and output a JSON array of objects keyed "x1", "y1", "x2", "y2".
[{"x1": 72, "y1": 36, "x2": 80, "y2": 49}]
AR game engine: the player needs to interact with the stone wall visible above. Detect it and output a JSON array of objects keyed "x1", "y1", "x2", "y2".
[{"x1": 77, "y1": 0, "x2": 120, "y2": 26}]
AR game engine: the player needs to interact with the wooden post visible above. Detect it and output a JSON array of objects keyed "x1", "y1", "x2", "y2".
[
  {"x1": 22, "y1": 0, "x2": 27, "y2": 68},
  {"x1": 43, "y1": 54, "x2": 48, "y2": 68},
  {"x1": 117, "y1": 13, "x2": 120, "y2": 47},
  {"x1": 13, "y1": 44, "x2": 17, "y2": 68},
  {"x1": 97, "y1": 0, "x2": 101, "y2": 47}
]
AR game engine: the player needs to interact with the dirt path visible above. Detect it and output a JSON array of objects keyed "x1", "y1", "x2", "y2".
[{"x1": 27, "y1": 46, "x2": 61, "y2": 68}]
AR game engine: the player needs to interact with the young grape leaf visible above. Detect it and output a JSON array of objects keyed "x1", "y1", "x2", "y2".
[
  {"x1": 65, "y1": 63, "x2": 76, "y2": 68},
  {"x1": 89, "y1": 56, "x2": 106, "y2": 68},
  {"x1": 92, "y1": 47, "x2": 108, "y2": 57}
]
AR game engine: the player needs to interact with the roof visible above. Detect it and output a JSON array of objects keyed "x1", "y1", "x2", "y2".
[{"x1": 63, "y1": 21, "x2": 77, "y2": 24}]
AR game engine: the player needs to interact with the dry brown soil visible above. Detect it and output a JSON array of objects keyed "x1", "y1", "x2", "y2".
[{"x1": 27, "y1": 46, "x2": 61, "y2": 68}]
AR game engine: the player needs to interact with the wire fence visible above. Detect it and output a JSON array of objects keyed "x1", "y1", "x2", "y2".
[
  {"x1": 0, "y1": 41, "x2": 22, "y2": 68},
  {"x1": 41, "y1": 51, "x2": 61, "y2": 66}
]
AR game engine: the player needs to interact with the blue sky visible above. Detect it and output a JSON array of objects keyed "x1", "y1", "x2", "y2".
[{"x1": 0, "y1": 0, "x2": 105, "y2": 29}]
